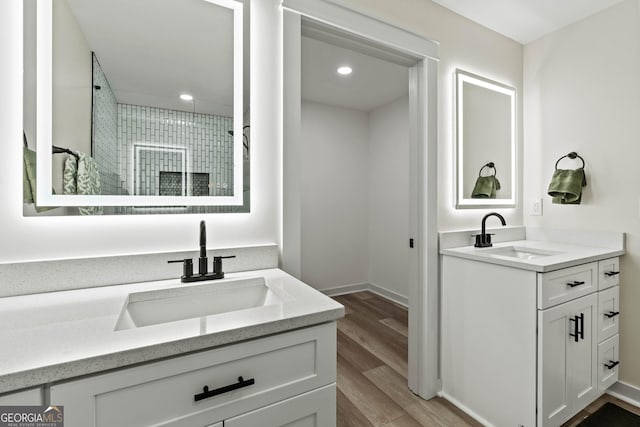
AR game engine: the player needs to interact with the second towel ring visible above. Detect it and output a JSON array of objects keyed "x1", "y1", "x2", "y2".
[
  {"x1": 478, "y1": 162, "x2": 497, "y2": 177},
  {"x1": 555, "y1": 152, "x2": 585, "y2": 170}
]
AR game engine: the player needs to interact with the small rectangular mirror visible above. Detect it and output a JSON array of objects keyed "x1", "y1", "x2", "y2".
[
  {"x1": 454, "y1": 69, "x2": 516, "y2": 209},
  {"x1": 32, "y1": 0, "x2": 245, "y2": 208}
]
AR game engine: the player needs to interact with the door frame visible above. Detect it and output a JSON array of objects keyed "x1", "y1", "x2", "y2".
[{"x1": 281, "y1": 0, "x2": 440, "y2": 398}]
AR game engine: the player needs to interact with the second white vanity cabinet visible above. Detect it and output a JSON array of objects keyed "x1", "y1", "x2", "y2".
[
  {"x1": 442, "y1": 255, "x2": 621, "y2": 427},
  {"x1": 49, "y1": 323, "x2": 336, "y2": 427}
]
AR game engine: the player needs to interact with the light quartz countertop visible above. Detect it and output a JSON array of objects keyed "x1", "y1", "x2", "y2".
[
  {"x1": 0, "y1": 268, "x2": 344, "y2": 394},
  {"x1": 440, "y1": 239, "x2": 624, "y2": 272}
]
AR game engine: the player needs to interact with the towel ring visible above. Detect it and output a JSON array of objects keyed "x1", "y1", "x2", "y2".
[
  {"x1": 478, "y1": 162, "x2": 497, "y2": 177},
  {"x1": 555, "y1": 152, "x2": 585, "y2": 170}
]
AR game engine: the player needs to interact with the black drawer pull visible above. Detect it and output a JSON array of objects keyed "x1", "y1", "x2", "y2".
[
  {"x1": 194, "y1": 376, "x2": 255, "y2": 402},
  {"x1": 605, "y1": 360, "x2": 619, "y2": 370},
  {"x1": 604, "y1": 311, "x2": 620, "y2": 319},
  {"x1": 567, "y1": 280, "x2": 585, "y2": 288},
  {"x1": 569, "y1": 313, "x2": 584, "y2": 342},
  {"x1": 604, "y1": 271, "x2": 620, "y2": 277}
]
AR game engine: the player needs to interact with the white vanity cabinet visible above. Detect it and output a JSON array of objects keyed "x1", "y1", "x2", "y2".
[
  {"x1": 49, "y1": 323, "x2": 336, "y2": 427},
  {"x1": 0, "y1": 387, "x2": 42, "y2": 405},
  {"x1": 442, "y1": 255, "x2": 621, "y2": 427}
]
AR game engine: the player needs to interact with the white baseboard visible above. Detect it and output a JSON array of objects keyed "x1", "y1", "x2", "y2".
[
  {"x1": 438, "y1": 391, "x2": 495, "y2": 427},
  {"x1": 607, "y1": 381, "x2": 640, "y2": 407},
  {"x1": 320, "y1": 282, "x2": 408, "y2": 307}
]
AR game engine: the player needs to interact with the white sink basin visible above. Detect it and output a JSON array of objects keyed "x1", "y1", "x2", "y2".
[
  {"x1": 482, "y1": 246, "x2": 564, "y2": 260},
  {"x1": 115, "y1": 277, "x2": 286, "y2": 330}
]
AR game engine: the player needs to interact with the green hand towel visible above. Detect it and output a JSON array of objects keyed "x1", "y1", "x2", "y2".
[
  {"x1": 471, "y1": 175, "x2": 501, "y2": 199},
  {"x1": 63, "y1": 152, "x2": 103, "y2": 215},
  {"x1": 547, "y1": 168, "x2": 587, "y2": 205},
  {"x1": 23, "y1": 146, "x2": 56, "y2": 212}
]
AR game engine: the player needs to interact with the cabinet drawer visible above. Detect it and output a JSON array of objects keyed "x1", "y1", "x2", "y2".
[
  {"x1": 598, "y1": 258, "x2": 620, "y2": 290},
  {"x1": 0, "y1": 387, "x2": 42, "y2": 405},
  {"x1": 50, "y1": 323, "x2": 336, "y2": 427},
  {"x1": 597, "y1": 335, "x2": 619, "y2": 393},
  {"x1": 598, "y1": 286, "x2": 619, "y2": 342},
  {"x1": 537, "y1": 262, "x2": 597, "y2": 309}
]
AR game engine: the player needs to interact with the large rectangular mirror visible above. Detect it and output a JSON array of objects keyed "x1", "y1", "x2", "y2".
[
  {"x1": 454, "y1": 69, "x2": 516, "y2": 209},
  {"x1": 29, "y1": 0, "x2": 245, "y2": 209}
]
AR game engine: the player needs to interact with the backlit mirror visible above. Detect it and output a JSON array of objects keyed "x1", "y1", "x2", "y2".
[
  {"x1": 454, "y1": 69, "x2": 516, "y2": 209},
  {"x1": 27, "y1": 0, "x2": 247, "y2": 212}
]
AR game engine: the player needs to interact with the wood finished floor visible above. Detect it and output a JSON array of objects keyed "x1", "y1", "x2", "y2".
[{"x1": 332, "y1": 291, "x2": 640, "y2": 427}]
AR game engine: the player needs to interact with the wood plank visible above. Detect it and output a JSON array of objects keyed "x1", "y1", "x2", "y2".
[
  {"x1": 336, "y1": 388, "x2": 373, "y2": 427},
  {"x1": 337, "y1": 330, "x2": 385, "y2": 372},
  {"x1": 337, "y1": 353, "x2": 406, "y2": 425},
  {"x1": 338, "y1": 314, "x2": 408, "y2": 378},
  {"x1": 381, "y1": 414, "x2": 424, "y2": 427},
  {"x1": 335, "y1": 293, "x2": 394, "y2": 321},
  {"x1": 379, "y1": 317, "x2": 408, "y2": 337}
]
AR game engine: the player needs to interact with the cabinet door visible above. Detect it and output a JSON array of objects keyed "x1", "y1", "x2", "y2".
[
  {"x1": 538, "y1": 293, "x2": 598, "y2": 427},
  {"x1": 225, "y1": 384, "x2": 335, "y2": 427}
]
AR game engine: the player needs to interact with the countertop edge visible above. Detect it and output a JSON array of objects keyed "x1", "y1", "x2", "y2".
[
  {"x1": 0, "y1": 307, "x2": 345, "y2": 395},
  {"x1": 440, "y1": 247, "x2": 625, "y2": 272}
]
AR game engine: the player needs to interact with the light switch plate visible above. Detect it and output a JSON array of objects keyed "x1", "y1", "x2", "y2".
[{"x1": 530, "y1": 198, "x2": 543, "y2": 216}]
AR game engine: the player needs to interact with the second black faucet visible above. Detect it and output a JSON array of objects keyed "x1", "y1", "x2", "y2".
[{"x1": 474, "y1": 212, "x2": 506, "y2": 248}]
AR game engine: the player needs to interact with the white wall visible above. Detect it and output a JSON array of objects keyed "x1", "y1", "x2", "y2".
[
  {"x1": 51, "y1": 0, "x2": 92, "y2": 194},
  {"x1": 523, "y1": 0, "x2": 640, "y2": 387},
  {"x1": 300, "y1": 101, "x2": 369, "y2": 290},
  {"x1": 0, "y1": 0, "x2": 281, "y2": 262},
  {"x1": 299, "y1": 97, "x2": 410, "y2": 298},
  {"x1": 368, "y1": 96, "x2": 410, "y2": 298},
  {"x1": 329, "y1": 0, "x2": 524, "y2": 230}
]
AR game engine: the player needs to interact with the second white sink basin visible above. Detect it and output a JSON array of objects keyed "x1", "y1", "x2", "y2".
[
  {"x1": 115, "y1": 277, "x2": 286, "y2": 330},
  {"x1": 482, "y1": 246, "x2": 563, "y2": 260}
]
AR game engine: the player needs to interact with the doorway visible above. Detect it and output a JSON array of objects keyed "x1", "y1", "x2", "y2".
[{"x1": 282, "y1": 0, "x2": 439, "y2": 399}]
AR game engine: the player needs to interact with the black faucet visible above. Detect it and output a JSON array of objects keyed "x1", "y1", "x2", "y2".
[
  {"x1": 168, "y1": 221, "x2": 236, "y2": 282},
  {"x1": 474, "y1": 212, "x2": 506, "y2": 248}
]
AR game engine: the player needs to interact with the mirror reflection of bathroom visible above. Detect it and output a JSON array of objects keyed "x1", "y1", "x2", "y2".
[
  {"x1": 22, "y1": 0, "x2": 250, "y2": 216},
  {"x1": 299, "y1": 17, "x2": 414, "y2": 373},
  {"x1": 455, "y1": 69, "x2": 516, "y2": 208}
]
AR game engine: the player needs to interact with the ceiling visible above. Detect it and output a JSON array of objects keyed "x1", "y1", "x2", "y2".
[
  {"x1": 67, "y1": 0, "x2": 235, "y2": 116},
  {"x1": 432, "y1": 0, "x2": 625, "y2": 44},
  {"x1": 301, "y1": 36, "x2": 409, "y2": 112}
]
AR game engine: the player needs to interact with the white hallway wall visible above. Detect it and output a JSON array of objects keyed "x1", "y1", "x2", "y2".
[
  {"x1": 300, "y1": 97, "x2": 410, "y2": 299},
  {"x1": 300, "y1": 100, "x2": 370, "y2": 291},
  {"x1": 523, "y1": 0, "x2": 640, "y2": 388},
  {"x1": 368, "y1": 97, "x2": 410, "y2": 298}
]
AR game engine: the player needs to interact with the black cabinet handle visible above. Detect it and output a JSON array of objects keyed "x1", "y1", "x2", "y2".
[
  {"x1": 604, "y1": 271, "x2": 620, "y2": 277},
  {"x1": 567, "y1": 281, "x2": 585, "y2": 288},
  {"x1": 604, "y1": 311, "x2": 620, "y2": 319},
  {"x1": 605, "y1": 360, "x2": 620, "y2": 370},
  {"x1": 569, "y1": 313, "x2": 584, "y2": 342},
  {"x1": 194, "y1": 376, "x2": 255, "y2": 402}
]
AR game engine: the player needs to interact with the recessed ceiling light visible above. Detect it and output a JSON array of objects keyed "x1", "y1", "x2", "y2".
[
  {"x1": 337, "y1": 66, "x2": 353, "y2": 75},
  {"x1": 179, "y1": 93, "x2": 194, "y2": 101}
]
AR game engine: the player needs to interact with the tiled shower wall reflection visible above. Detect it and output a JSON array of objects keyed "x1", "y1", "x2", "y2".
[
  {"x1": 91, "y1": 55, "x2": 120, "y2": 195},
  {"x1": 117, "y1": 105, "x2": 235, "y2": 198}
]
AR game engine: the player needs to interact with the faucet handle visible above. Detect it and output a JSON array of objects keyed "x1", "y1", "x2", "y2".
[
  {"x1": 168, "y1": 258, "x2": 193, "y2": 280},
  {"x1": 212, "y1": 255, "x2": 236, "y2": 275}
]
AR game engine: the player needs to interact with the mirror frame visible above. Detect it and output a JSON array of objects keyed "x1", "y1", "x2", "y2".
[
  {"x1": 454, "y1": 68, "x2": 516, "y2": 209},
  {"x1": 36, "y1": 0, "x2": 245, "y2": 207}
]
